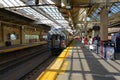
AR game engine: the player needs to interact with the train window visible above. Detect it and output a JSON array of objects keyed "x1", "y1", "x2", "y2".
[
  {"x1": 55, "y1": 36, "x2": 59, "y2": 40},
  {"x1": 47, "y1": 34, "x2": 51, "y2": 40},
  {"x1": 49, "y1": 37, "x2": 52, "y2": 40},
  {"x1": 61, "y1": 36, "x2": 65, "y2": 40}
]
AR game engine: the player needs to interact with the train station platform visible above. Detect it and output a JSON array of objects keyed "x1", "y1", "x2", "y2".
[
  {"x1": 0, "y1": 41, "x2": 47, "y2": 54},
  {"x1": 36, "y1": 40, "x2": 120, "y2": 80}
]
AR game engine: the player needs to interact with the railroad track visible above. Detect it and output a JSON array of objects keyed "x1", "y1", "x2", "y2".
[
  {"x1": 0, "y1": 49, "x2": 47, "y2": 74},
  {"x1": 19, "y1": 55, "x2": 56, "y2": 80},
  {"x1": 0, "y1": 44, "x2": 48, "y2": 73},
  {"x1": 0, "y1": 44, "x2": 47, "y2": 63},
  {"x1": 0, "y1": 44, "x2": 57, "y2": 80}
]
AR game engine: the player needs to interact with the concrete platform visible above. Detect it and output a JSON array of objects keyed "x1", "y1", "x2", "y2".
[
  {"x1": 36, "y1": 40, "x2": 120, "y2": 80},
  {"x1": 0, "y1": 41, "x2": 47, "y2": 54}
]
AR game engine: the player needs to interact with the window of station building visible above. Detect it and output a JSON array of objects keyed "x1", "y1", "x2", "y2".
[
  {"x1": 25, "y1": 34, "x2": 39, "y2": 40},
  {"x1": 10, "y1": 34, "x2": 16, "y2": 40},
  {"x1": 43, "y1": 35, "x2": 47, "y2": 40},
  {"x1": 32, "y1": 35, "x2": 39, "y2": 39},
  {"x1": 7, "y1": 32, "x2": 17, "y2": 40},
  {"x1": 25, "y1": 35, "x2": 29, "y2": 39}
]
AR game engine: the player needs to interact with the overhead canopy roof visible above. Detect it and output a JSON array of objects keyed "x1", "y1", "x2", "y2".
[
  {"x1": 0, "y1": 0, "x2": 69, "y2": 29},
  {"x1": 0, "y1": 0, "x2": 120, "y2": 34}
]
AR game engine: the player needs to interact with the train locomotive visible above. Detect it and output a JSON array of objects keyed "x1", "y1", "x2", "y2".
[{"x1": 48, "y1": 33, "x2": 66, "y2": 55}]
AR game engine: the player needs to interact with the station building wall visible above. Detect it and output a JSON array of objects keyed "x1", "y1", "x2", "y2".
[
  {"x1": 2, "y1": 24, "x2": 20, "y2": 46},
  {"x1": 0, "y1": 22, "x2": 47, "y2": 47},
  {"x1": 22, "y1": 27, "x2": 41, "y2": 44},
  {"x1": 0, "y1": 26, "x2": 3, "y2": 47}
]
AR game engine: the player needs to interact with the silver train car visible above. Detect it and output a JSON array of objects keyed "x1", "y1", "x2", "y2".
[{"x1": 48, "y1": 34, "x2": 67, "y2": 55}]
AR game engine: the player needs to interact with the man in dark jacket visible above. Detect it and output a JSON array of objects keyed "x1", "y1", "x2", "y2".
[{"x1": 116, "y1": 36, "x2": 120, "y2": 52}]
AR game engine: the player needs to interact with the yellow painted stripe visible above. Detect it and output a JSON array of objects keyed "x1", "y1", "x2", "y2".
[
  {"x1": 0, "y1": 42, "x2": 47, "y2": 53},
  {"x1": 49, "y1": 58, "x2": 64, "y2": 69},
  {"x1": 36, "y1": 41, "x2": 74, "y2": 80},
  {"x1": 36, "y1": 71, "x2": 57, "y2": 80},
  {"x1": 3, "y1": 46, "x2": 29, "y2": 53},
  {"x1": 60, "y1": 61, "x2": 69, "y2": 74}
]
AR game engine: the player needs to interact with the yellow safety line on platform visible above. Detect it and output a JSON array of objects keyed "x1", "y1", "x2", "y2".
[
  {"x1": 60, "y1": 61, "x2": 69, "y2": 74},
  {"x1": 2, "y1": 46, "x2": 29, "y2": 53},
  {"x1": 0, "y1": 42, "x2": 47, "y2": 53},
  {"x1": 36, "y1": 41, "x2": 74, "y2": 80}
]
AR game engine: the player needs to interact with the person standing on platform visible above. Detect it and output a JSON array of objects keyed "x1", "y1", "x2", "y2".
[
  {"x1": 94, "y1": 35, "x2": 100, "y2": 54},
  {"x1": 81, "y1": 36, "x2": 85, "y2": 47},
  {"x1": 82, "y1": 37, "x2": 84, "y2": 44},
  {"x1": 116, "y1": 35, "x2": 120, "y2": 52},
  {"x1": 84, "y1": 36, "x2": 88, "y2": 46},
  {"x1": 89, "y1": 36, "x2": 93, "y2": 51}
]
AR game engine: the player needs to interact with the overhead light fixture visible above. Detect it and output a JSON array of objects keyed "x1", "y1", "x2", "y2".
[
  {"x1": 66, "y1": 0, "x2": 71, "y2": 9},
  {"x1": 61, "y1": 0, "x2": 71, "y2": 9},
  {"x1": 61, "y1": 0, "x2": 66, "y2": 7},
  {"x1": 35, "y1": 0, "x2": 39, "y2": 5},
  {"x1": 66, "y1": 4, "x2": 71, "y2": 9}
]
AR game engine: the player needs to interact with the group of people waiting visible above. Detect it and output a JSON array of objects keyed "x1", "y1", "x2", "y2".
[{"x1": 81, "y1": 35, "x2": 100, "y2": 51}]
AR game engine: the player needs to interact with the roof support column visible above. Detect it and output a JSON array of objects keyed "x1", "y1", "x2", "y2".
[
  {"x1": 84, "y1": 9, "x2": 88, "y2": 37},
  {"x1": 79, "y1": 29, "x2": 82, "y2": 37},
  {"x1": 84, "y1": 23, "x2": 87, "y2": 36},
  {"x1": 39, "y1": 29, "x2": 44, "y2": 41},
  {"x1": 20, "y1": 26, "x2": 25, "y2": 44},
  {"x1": 0, "y1": 22, "x2": 3, "y2": 46},
  {"x1": 92, "y1": 29, "x2": 95, "y2": 38},
  {"x1": 100, "y1": 7, "x2": 108, "y2": 41}
]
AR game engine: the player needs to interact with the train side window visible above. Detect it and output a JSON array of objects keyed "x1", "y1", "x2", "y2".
[
  {"x1": 47, "y1": 35, "x2": 51, "y2": 40},
  {"x1": 61, "y1": 36, "x2": 65, "y2": 40},
  {"x1": 55, "y1": 36, "x2": 58, "y2": 40}
]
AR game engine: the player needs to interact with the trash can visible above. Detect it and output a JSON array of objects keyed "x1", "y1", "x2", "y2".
[
  {"x1": 99, "y1": 41, "x2": 115, "y2": 59},
  {"x1": 5, "y1": 41, "x2": 11, "y2": 46},
  {"x1": 105, "y1": 41, "x2": 115, "y2": 60},
  {"x1": 99, "y1": 41, "x2": 115, "y2": 60}
]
